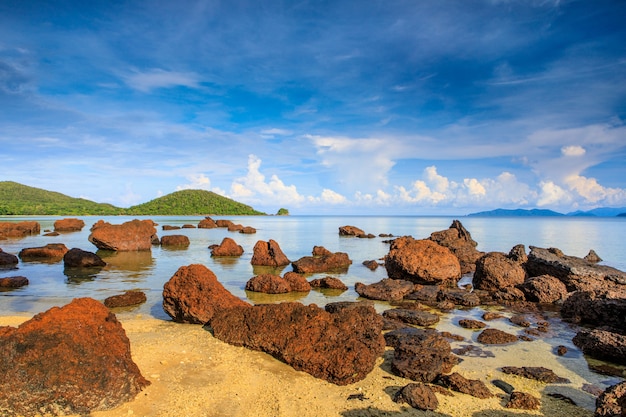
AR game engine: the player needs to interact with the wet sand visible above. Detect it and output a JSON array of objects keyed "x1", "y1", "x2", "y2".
[{"x1": 0, "y1": 314, "x2": 601, "y2": 417}]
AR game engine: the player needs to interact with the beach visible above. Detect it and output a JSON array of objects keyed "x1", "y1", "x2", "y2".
[{"x1": 1, "y1": 313, "x2": 599, "y2": 417}]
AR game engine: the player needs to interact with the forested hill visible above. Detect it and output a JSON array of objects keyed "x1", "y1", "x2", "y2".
[
  {"x1": 125, "y1": 190, "x2": 265, "y2": 215},
  {"x1": 0, "y1": 182, "x2": 265, "y2": 215}
]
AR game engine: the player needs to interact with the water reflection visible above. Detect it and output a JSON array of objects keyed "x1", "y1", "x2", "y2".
[
  {"x1": 211, "y1": 256, "x2": 242, "y2": 268},
  {"x1": 97, "y1": 250, "x2": 154, "y2": 272},
  {"x1": 63, "y1": 266, "x2": 103, "y2": 284},
  {"x1": 245, "y1": 290, "x2": 309, "y2": 304},
  {"x1": 251, "y1": 265, "x2": 288, "y2": 276}
]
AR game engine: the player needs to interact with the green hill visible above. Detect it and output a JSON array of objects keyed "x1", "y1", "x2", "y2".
[
  {"x1": 126, "y1": 189, "x2": 265, "y2": 215},
  {"x1": 0, "y1": 181, "x2": 122, "y2": 215}
]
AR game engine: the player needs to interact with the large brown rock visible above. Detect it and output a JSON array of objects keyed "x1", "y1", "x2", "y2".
[
  {"x1": 561, "y1": 289, "x2": 626, "y2": 331},
  {"x1": 0, "y1": 276, "x2": 28, "y2": 288},
  {"x1": 0, "y1": 248, "x2": 18, "y2": 267},
  {"x1": 339, "y1": 225, "x2": 366, "y2": 237},
  {"x1": 18, "y1": 243, "x2": 69, "y2": 261},
  {"x1": 160, "y1": 235, "x2": 190, "y2": 247},
  {"x1": 429, "y1": 220, "x2": 483, "y2": 273},
  {"x1": 0, "y1": 298, "x2": 149, "y2": 416},
  {"x1": 394, "y1": 383, "x2": 439, "y2": 411},
  {"x1": 473, "y1": 252, "x2": 526, "y2": 292},
  {"x1": 53, "y1": 218, "x2": 85, "y2": 232},
  {"x1": 0, "y1": 221, "x2": 40, "y2": 238},
  {"x1": 526, "y1": 246, "x2": 626, "y2": 292},
  {"x1": 207, "y1": 302, "x2": 385, "y2": 385},
  {"x1": 250, "y1": 239, "x2": 290, "y2": 266},
  {"x1": 162, "y1": 264, "x2": 250, "y2": 324},
  {"x1": 245, "y1": 274, "x2": 291, "y2": 294},
  {"x1": 210, "y1": 237, "x2": 244, "y2": 256},
  {"x1": 198, "y1": 217, "x2": 218, "y2": 229},
  {"x1": 89, "y1": 219, "x2": 157, "y2": 251},
  {"x1": 595, "y1": 381, "x2": 626, "y2": 417},
  {"x1": 355, "y1": 278, "x2": 415, "y2": 301},
  {"x1": 519, "y1": 274, "x2": 568, "y2": 303},
  {"x1": 573, "y1": 328, "x2": 626, "y2": 365},
  {"x1": 63, "y1": 248, "x2": 106, "y2": 268},
  {"x1": 385, "y1": 237, "x2": 461, "y2": 285},
  {"x1": 282, "y1": 272, "x2": 312, "y2": 292},
  {"x1": 477, "y1": 328, "x2": 519, "y2": 345},
  {"x1": 291, "y1": 247, "x2": 352, "y2": 273}
]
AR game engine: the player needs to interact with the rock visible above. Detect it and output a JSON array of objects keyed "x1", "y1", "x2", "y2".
[
  {"x1": 0, "y1": 298, "x2": 149, "y2": 416},
  {"x1": 510, "y1": 314, "x2": 531, "y2": 327},
  {"x1": 477, "y1": 328, "x2": 518, "y2": 345},
  {"x1": 227, "y1": 223, "x2": 244, "y2": 232},
  {"x1": 162, "y1": 225, "x2": 180, "y2": 230},
  {"x1": 160, "y1": 235, "x2": 190, "y2": 247},
  {"x1": 500, "y1": 366, "x2": 569, "y2": 383},
  {"x1": 435, "y1": 372, "x2": 494, "y2": 399},
  {"x1": 561, "y1": 289, "x2": 626, "y2": 332},
  {"x1": 405, "y1": 285, "x2": 440, "y2": 303},
  {"x1": 394, "y1": 383, "x2": 439, "y2": 411},
  {"x1": 572, "y1": 328, "x2": 626, "y2": 365},
  {"x1": 63, "y1": 248, "x2": 106, "y2": 268},
  {"x1": 245, "y1": 274, "x2": 291, "y2": 294},
  {"x1": 458, "y1": 319, "x2": 486, "y2": 329},
  {"x1": 0, "y1": 221, "x2": 40, "y2": 238},
  {"x1": 104, "y1": 290, "x2": 147, "y2": 308},
  {"x1": 526, "y1": 246, "x2": 626, "y2": 291},
  {"x1": 216, "y1": 219, "x2": 234, "y2": 228},
  {"x1": 557, "y1": 345, "x2": 568, "y2": 356},
  {"x1": 355, "y1": 278, "x2": 415, "y2": 301},
  {"x1": 429, "y1": 220, "x2": 483, "y2": 273},
  {"x1": 506, "y1": 391, "x2": 541, "y2": 410},
  {"x1": 383, "y1": 309, "x2": 440, "y2": 327},
  {"x1": 0, "y1": 249, "x2": 18, "y2": 268},
  {"x1": 291, "y1": 247, "x2": 352, "y2": 273},
  {"x1": 239, "y1": 226, "x2": 256, "y2": 234},
  {"x1": 339, "y1": 225, "x2": 366, "y2": 237},
  {"x1": 508, "y1": 244, "x2": 528, "y2": 264},
  {"x1": 492, "y1": 379, "x2": 515, "y2": 394},
  {"x1": 18, "y1": 243, "x2": 69, "y2": 261},
  {"x1": 483, "y1": 311, "x2": 505, "y2": 321},
  {"x1": 362, "y1": 260, "x2": 379, "y2": 270},
  {"x1": 282, "y1": 272, "x2": 311, "y2": 292},
  {"x1": 594, "y1": 381, "x2": 626, "y2": 417},
  {"x1": 385, "y1": 327, "x2": 458, "y2": 383},
  {"x1": 210, "y1": 237, "x2": 244, "y2": 257},
  {"x1": 250, "y1": 239, "x2": 290, "y2": 267},
  {"x1": 162, "y1": 264, "x2": 250, "y2": 324},
  {"x1": 385, "y1": 237, "x2": 461, "y2": 285},
  {"x1": 207, "y1": 301, "x2": 385, "y2": 385},
  {"x1": 519, "y1": 274, "x2": 568, "y2": 303},
  {"x1": 0, "y1": 276, "x2": 28, "y2": 288},
  {"x1": 437, "y1": 288, "x2": 480, "y2": 307},
  {"x1": 473, "y1": 252, "x2": 526, "y2": 292},
  {"x1": 182, "y1": 224, "x2": 195, "y2": 229},
  {"x1": 53, "y1": 218, "x2": 85, "y2": 232},
  {"x1": 89, "y1": 219, "x2": 157, "y2": 251},
  {"x1": 585, "y1": 249, "x2": 603, "y2": 264},
  {"x1": 309, "y1": 276, "x2": 348, "y2": 290},
  {"x1": 198, "y1": 217, "x2": 218, "y2": 229}
]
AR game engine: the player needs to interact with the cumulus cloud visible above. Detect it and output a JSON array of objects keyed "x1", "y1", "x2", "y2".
[
  {"x1": 176, "y1": 174, "x2": 226, "y2": 195},
  {"x1": 561, "y1": 145, "x2": 586, "y2": 157},
  {"x1": 564, "y1": 174, "x2": 626, "y2": 205},
  {"x1": 123, "y1": 68, "x2": 201, "y2": 92}
]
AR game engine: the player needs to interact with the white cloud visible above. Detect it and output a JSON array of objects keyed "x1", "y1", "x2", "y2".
[
  {"x1": 123, "y1": 68, "x2": 201, "y2": 92},
  {"x1": 176, "y1": 174, "x2": 227, "y2": 195},
  {"x1": 561, "y1": 145, "x2": 586, "y2": 157},
  {"x1": 564, "y1": 174, "x2": 626, "y2": 205},
  {"x1": 537, "y1": 181, "x2": 571, "y2": 206}
]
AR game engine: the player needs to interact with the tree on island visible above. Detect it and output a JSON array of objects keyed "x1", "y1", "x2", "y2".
[{"x1": 276, "y1": 208, "x2": 289, "y2": 215}]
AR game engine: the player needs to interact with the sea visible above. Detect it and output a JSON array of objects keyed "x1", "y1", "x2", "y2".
[{"x1": 1, "y1": 214, "x2": 625, "y2": 408}]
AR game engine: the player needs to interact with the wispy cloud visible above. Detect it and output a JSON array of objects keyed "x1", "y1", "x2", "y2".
[{"x1": 122, "y1": 68, "x2": 202, "y2": 93}]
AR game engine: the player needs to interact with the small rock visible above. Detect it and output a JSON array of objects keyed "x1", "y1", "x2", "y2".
[
  {"x1": 393, "y1": 383, "x2": 439, "y2": 411},
  {"x1": 458, "y1": 319, "x2": 486, "y2": 329},
  {"x1": 506, "y1": 391, "x2": 541, "y2": 410},
  {"x1": 104, "y1": 291, "x2": 147, "y2": 308},
  {"x1": 477, "y1": 328, "x2": 518, "y2": 345},
  {"x1": 500, "y1": 366, "x2": 569, "y2": 383}
]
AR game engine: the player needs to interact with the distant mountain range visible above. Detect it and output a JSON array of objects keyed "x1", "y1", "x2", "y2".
[
  {"x1": 0, "y1": 181, "x2": 265, "y2": 216},
  {"x1": 468, "y1": 207, "x2": 626, "y2": 217}
]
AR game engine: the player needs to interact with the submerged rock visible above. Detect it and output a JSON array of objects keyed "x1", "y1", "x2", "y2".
[
  {"x1": 0, "y1": 221, "x2": 40, "y2": 238},
  {"x1": 104, "y1": 290, "x2": 147, "y2": 308},
  {"x1": 63, "y1": 248, "x2": 106, "y2": 268},
  {"x1": 53, "y1": 218, "x2": 85, "y2": 232},
  {"x1": 210, "y1": 237, "x2": 244, "y2": 257},
  {"x1": 19, "y1": 243, "x2": 69, "y2": 261},
  {"x1": 0, "y1": 276, "x2": 28, "y2": 288},
  {"x1": 161, "y1": 235, "x2": 190, "y2": 247}
]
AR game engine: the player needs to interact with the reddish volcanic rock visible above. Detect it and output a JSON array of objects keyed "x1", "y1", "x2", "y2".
[
  {"x1": 429, "y1": 220, "x2": 483, "y2": 274},
  {"x1": 385, "y1": 237, "x2": 461, "y2": 285},
  {"x1": 63, "y1": 248, "x2": 106, "y2": 268},
  {"x1": 53, "y1": 218, "x2": 85, "y2": 232},
  {"x1": 18, "y1": 243, "x2": 69, "y2": 261},
  {"x1": 473, "y1": 252, "x2": 526, "y2": 292},
  {"x1": 309, "y1": 276, "x2": 348, "y2": 290},
  {"x1": 0, "y1": 249, "x2": 18, "y2": 267},
  {"x1": 227, "y1": 223, "x2": 244, "y2": 232},
  {"x1": 162, "y1": 225, "x2": 180, "y2": 230},
  {"x1": 89, "y1": 219, "x2": 157, "y2": 251},
  {"x1": 0, "y1": 276, "x2": 28, "y2": 288},
  {"x1": 210, "y1": 237, "x2": 244, "y2": 257},
  {"x1": 500, "y1": 366, "x2": 569, "y2": 383},
  {"x1": 282, "y1": 272, "x2": 311, "y2": 292},
  {"x1": 595, "y1": 381, "x2": 626, "y2": 417},
  {"x1": 250, "y1": 239, "x2": 290, "y2": 267},
  {"x1": 239, "y1": 226, "x2": 256, "y2": 234},
  {"x1": 339, "y1": 225, "x2": 366, "y2": 237},
  {"x1": 519, "y1": 274, "x2": 568, "y2": 303},
  {"x1": 162, "y1": 264, "x2": 249, "y2": 324},
  {"x1": 506, "y1": 391, "x2": 541, "y2": 410},
  {"x1": 291, "y1": 247, "x2": 352, "y2": 274},
  {"x1": 0, "y1": 298, "x2": 149, "y2": 416},
  {"x1": 198, "y1": 217, "x2": 218, "y2": 229},
  {"x1": 572, "y1": 328, "x2": 626, "y2": 365},
  {"x1": 245, "y1": 274, "x2": 291, "y2": 294},
  {"x1": 477, "y1": 328, "x2": 519, "y2": 345},
  {"x1": 216, "y1": 219, "x2": 234, "y2": 228},
  {"x1": 436, "y1": 372, "x2": 494, "y2": 399},
  {"x1": 394, "y1": 383, "x2": 439, "y2": 411},
  {"x1": 0, "y1": 221, "x2": 40, "y2": 238},
  {"x1": 355, "y1": 278, "x2": 415, "y2": 301},
  {"x1": 160, "y1": 234, "x2": 190, "y2": 247},
  {"x1": 561, "y1": 289, "x2": 626, "y2": 332},
  {"x1": 207, "y1": 301, "x2": 385, "y2": 385},
  {"x1": 104, "y1": 291, "x2": 147, "y2": 308}
]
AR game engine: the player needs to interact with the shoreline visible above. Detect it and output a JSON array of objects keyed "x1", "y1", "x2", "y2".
[{"x1": 0, "y1": 313, "x2": 603, "y2": 417}]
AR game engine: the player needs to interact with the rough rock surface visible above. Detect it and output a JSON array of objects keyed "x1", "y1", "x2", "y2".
[
  {"x1": 309, "y1": 276, "x2": 348, "y2": 290},
  {"x1": 0, "y1": 249, "x2": 19, "y2": 267},
  {"x1": 572, "y1": 328, "x2": 626, "y2": 365},
  {"x1": 383, "y1": 309, "x2": 440, "y2": 327},
  {"x1": 210, "y1": 237, "x2": 244, "y2": 257},
  {"x1": 394, "y1": 383, "x2": 439, "y2": 411},
  {"x1": 245, "y1": 274, "x2": 291, "y2": 294},
  {"x1": 160, "y1": 235, "x2": 190, "y2": 247},
  {"x1": 339, "y1": 225, "x2": 368, "y2": 237},
  {"x1": 63, "y1": 248, "x2": 106, "y2": 268},
  {"x1": 162, "y1": 264, "x2": 250, "y2": 323},
  {"x1": 0, "y1": 221, "x2": 40, "y2": 238},
  {"x1": 89, "y1": 219, "x2": 157, "y2": 251},
  {"x1": 594, "y1": 381, "x2": 626, "y2": 417},
  {"x1": 0, "y1": 298, "x2": 149, "y2": 416},
  {"x1": 0, "y1": 276, "x2": 28, "y2": 288},
  {"x1": 291, "y1": 247, "x2": 352, "y2": 273},
  {"x1": 436, "y1": 372, "x2": 493, "y2": 398},
  {"x1": 500, "y1": 366, "x2": 569, "y2": 383},
  {"x1": 282, "y1": 272, "x2": 311, "y2": 292},
  {"x1": 198, "y1": 217, "x2": 218, "y2": 229},
  {"x1": 477, "y1": 328, "x2": 519, "y2": 345},
  {"x1": 362, "y1": 260, "x2": 379, "y2": 270},
  {"x1": 355, "y1": 278, "x2": 415, "y2": 301},
  {"x1": 458, "y1": 319, "x2": 486, "y2": 329},
  {"x1": 506, "y1": 391, "x2": 541, "y2": 410},
  {"x1": 207, "y1": 301, "x2": 385, "y2": 385},
  {"x1": 561, "y1": 289, "x2": 626, "y2": 332},
  {"x1": 437, "y1": 288, "x2": 480, "y2": 307},
  {"x1": 519, "y1": 274, "x2": 569, "y2": 303},
  {"x1": 385, "y1": 237, "x2": 461, "y2": 285},
  {"x1": 250, "y1": 239, "x2": 290, "y2": 266},
  {"x1": 239, "y1": 226, "x2": 256, "y2": 234},
  {"x1": 385, "y1": 327, "x2": 458, "y2": 383},
  {"x1": 18, "y1": 243, "x2": 69, "y2": 261},
  {"x1": 53, "y1": 218, "x2": 85, "y2": 232},
  {"x1": 429, "y1": 220, "x2": 483, "y2": 274},
  {"x1": 585, "y1": 249, "x2": 603, "y2": 264},
  {"x1": 526, "y1": 246, "x2": 626, "y2": 291},
  {"x1": 104, "y1": 290, "x2": 147, "y2": 308},
  {"x1": 473, "y1": 252, "x2": 526, "y2": 292}
]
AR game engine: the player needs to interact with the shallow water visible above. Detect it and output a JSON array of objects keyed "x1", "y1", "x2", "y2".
[{"x1": 1, "y1": 214, "x2": 625, "y2": 408}]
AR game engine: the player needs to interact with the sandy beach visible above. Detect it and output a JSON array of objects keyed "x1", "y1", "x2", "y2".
[{"x1": 1, "y1": 312, "x2": 602, "y2": 417}]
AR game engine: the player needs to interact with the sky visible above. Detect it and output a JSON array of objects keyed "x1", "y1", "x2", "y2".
[{"x1": 1, "y1": 0, "x2": 625, "y2": 215}]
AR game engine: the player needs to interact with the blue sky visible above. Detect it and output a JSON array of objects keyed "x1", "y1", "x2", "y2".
[{"x1": 1, "y1": 0, "x2": 625, "y2": 215}]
